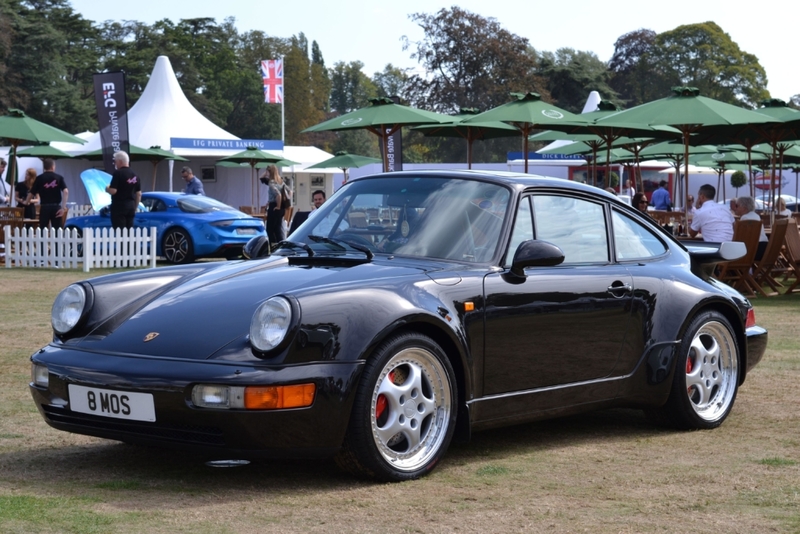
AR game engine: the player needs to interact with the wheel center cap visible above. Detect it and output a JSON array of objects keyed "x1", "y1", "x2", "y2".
[{"x1": 404, "y1": 402, "x2": 417, "y2": 418}]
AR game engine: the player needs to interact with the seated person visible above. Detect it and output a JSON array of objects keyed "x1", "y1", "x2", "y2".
[
  {"x1": 632, "y1": 192, "x2": 650, "y2": 216},
  {"x1": 689, "y1": 184, "x2": 734, "y2": 242},
  {"x1": 733, "y1": 196, "x2": 767, "y2": 260}
]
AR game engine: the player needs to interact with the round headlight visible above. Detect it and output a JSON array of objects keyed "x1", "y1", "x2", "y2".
[
  {"x1": 250, "y1": 297, "x2": 292, "y2": 352},
  {"x1": 52, "y1": 284, "x2": 87, "y2": 334}
]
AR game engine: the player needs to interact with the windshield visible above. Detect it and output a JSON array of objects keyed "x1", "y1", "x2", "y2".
[
  {"x1": 290, "y1": 176, "x2": 511, "y2": 263},
  {"x1": 177, "y1": 195, "x2": 239, "y2": 214}
]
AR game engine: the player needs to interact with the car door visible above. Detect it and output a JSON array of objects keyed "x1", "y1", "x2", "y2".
[{"x1": 482, "y1": 193, "x2": 634, "y2": 396}]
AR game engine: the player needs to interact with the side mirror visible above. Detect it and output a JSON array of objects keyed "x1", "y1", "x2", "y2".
[
  {"x1": 243, "y1": 235, "x2": 271, "y2": 259},
  {"x1": 509, "y1": 240, "x2": 564, "y2": 277}
]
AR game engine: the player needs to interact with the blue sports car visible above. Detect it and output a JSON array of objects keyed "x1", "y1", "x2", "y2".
[{"x1": 66, "y1": 192, "x2": 266, "y2": 264}]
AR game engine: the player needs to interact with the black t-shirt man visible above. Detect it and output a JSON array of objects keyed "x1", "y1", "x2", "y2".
[
  {"x1": 30, "y1": 170, "x2": 68, "y2": 229},
  {"x1": 108, "y1": 166, "x2": 141, "y2": 229}
]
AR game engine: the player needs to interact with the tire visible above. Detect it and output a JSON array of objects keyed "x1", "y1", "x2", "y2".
[
  {"x1": 645, "y1": 311, "x2": 740, "y2": 430},
  {"x1": 335, "y1": 332, "x2": 457, "y2": 481},
  {"x1": 163, "y1": 228, "x2": 194, "y2": 264}
]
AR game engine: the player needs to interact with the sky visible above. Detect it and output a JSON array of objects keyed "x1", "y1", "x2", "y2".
[{"x1": 68, "y1": 0, "x2": 799, "y2": 102}]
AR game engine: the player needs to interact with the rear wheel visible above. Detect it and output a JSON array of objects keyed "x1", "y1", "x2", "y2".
[
  {"x1": 163, "y1": 228, "x2": 194, "y2": 264},
  {"x1": 335, "y1": 332, "x2": 457, "y2": 481},
  {"x1": 645, "y1": 311, "x2": 740, "y2": 429}
]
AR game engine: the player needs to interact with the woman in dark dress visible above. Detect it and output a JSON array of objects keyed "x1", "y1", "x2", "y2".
[{"x1": 15, "y1": 168, "x2": 38, "y2": 220}]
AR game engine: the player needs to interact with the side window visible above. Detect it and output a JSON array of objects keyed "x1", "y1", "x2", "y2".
[
  {"x1": 505, "y1": 196, "x2": 533, "y2": 267},
  {"x1": 531, "y1": 195, "x2": 608, "y2": 264},
  {"x1": 612, "y1": 210, "x2": 667, "y2": 260}
]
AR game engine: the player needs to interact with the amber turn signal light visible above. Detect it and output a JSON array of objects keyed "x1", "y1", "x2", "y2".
[{"x1": 244, "y1": 383, "x2": 316, "y2": 410}]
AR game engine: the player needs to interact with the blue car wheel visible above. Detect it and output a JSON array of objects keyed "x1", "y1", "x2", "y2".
[{"x1": 163, "y1": 228, "x2": 194, "y2": 264}]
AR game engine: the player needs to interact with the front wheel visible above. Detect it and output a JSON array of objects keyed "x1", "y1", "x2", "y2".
[
  {"x1": 335, "y1": 332, "x2": 457, "y2": 481},
  {"x1": 645, "y1": 311, "x2": 740, "y2": 429},
  {"x1": 163, "y1": 228, "x2": 194, "y2": 264}
]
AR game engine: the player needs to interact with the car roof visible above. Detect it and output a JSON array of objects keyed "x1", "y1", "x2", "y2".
[{"x1": 348, "y1": 169, "x2": 619, "y2": 200}]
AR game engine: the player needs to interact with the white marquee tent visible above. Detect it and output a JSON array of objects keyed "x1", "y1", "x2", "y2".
[{"x1": 43, "y1": 55, "x2": 343, "y2": 210}]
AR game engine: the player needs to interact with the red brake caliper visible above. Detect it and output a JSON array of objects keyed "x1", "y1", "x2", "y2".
[
  {"x1": 376, "y1": 371, "x2": 395, "y2": 422},
  {"x1": 686, "y1": 353, "x2": 694, "y2": 395}
]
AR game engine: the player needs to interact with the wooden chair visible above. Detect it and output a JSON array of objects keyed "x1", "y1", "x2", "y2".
[
  {"x1": 239, "y1": 206, "x2": 254, "y2": 214},
  {"x1": 716, "y1": 219, "x2": 762, "y2": 297},
  {"x1": 751, "y1": 218, "x2": 789, "y2": 296},
  {"x1": 0, "y1": 207, "x2": 25, "y2": 264},
  {"x1": 782, "y1": 221, "x2": 800, "y2": 294}
]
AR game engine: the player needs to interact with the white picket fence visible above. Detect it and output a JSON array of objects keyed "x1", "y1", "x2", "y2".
[{"x1": 4, "y1": 226, "x2": 157, "y2": 272}]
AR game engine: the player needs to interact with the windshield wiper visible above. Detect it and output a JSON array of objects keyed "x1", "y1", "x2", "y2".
[
  {"x1": 307, "y1": 235, "x2": 374, "y2": 261},
  {"x1": 276, "y1": 240, "x2": 314, "y2": 256}
]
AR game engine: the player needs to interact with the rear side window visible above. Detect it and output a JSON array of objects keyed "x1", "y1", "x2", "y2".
[
  {"x1": 531, "y1": 195, "x2": 608, "y2": 264},
  {"x1": 612, "y1": 210, "x2": 667, "y2": 260}
]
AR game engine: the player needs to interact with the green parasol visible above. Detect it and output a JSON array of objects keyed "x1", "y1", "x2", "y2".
[
  {"x1": 301, "y1": 97, "x2": 449, "y2": 173},
  {"x1": 305, "y1": 151, "x2": 382, "y2": 182},
  {"x1": 413, "y1": 108, "x2": 518, "y2": 169}
]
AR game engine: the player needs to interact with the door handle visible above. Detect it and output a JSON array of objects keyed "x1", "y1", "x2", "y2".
[{"x1": 607, "y1": 282, "x2": 632, "y2": 297}]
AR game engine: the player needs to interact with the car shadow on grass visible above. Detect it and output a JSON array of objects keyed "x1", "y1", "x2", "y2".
[{"x1": 0, "y1": 408, "x2": 669, "y2": 495}]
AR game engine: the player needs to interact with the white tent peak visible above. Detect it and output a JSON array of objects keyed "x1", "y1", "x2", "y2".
[
  {"x1": 130, "y1": 55, "x2": 238, "y2": 148},
  {"x1": 55, "y1": 55, "x2": 238, "y2": 154}
]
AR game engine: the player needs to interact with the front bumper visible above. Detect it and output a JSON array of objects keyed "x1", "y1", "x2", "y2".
[{"x1": 30, "y1": 345, "x2": 364, "y2": 458}]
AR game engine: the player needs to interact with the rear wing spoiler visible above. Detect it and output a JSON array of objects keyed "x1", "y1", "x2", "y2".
[{"x1": 683, "y1": 241, "x2": 746, "y2": 276}]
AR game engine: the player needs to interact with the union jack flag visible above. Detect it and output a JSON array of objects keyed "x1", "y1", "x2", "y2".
[{"x1": 261, "y1": 59, "x2": 283, "y2": 104}]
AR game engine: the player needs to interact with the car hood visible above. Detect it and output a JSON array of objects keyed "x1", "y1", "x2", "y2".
[
  {"x1": 73, "y1": 257, "x2": 434, "y2": 359},
  {"x1": 80, "y1": 169, "x2": 112, "y2": 212}
]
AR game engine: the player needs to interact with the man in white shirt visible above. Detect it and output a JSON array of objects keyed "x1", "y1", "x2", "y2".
[{"x1": 689, "y1": 184, "x2": 734, "y2": 242}]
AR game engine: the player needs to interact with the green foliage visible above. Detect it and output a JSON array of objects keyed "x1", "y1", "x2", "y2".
[
  {"x1": 608, "y1": 29, "x2": 677, "y2": 107},
  {"x1": 649, "y1": 22, "x2": 769, "y2": 107},
  {"x1": 329, "y1": 61, "x2": 377, "y2": 113},
  {"x1": 731, "y1": 170, "x2": 747, "y2": 190},
  {"x1": 538, "y1": 48, "x2": 620, "y2": 113},
  {"x1": 402, "y1": 6, "x2": 549, "y2": 114}
]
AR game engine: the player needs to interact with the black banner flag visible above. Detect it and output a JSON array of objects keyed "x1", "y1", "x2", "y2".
[
  {"x1": 92, "y1": 71, "x2": 130, "y2": 174},
  {"x1": 379, "y1": 95, "x2": 403, "y2": 172}
]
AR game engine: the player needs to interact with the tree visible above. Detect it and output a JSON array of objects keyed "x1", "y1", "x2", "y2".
[
  {"x1": 373, "y1": 64, "x2": 408, "y2": 99},
  {"x1": 402, "y1": 7, "x2": 548, "y2": 114},
  {"x1": 608, "y1": 29, "x2": 676, "y2": 107},
  {"x1": 648, "y1": 22, "x2": 769, "y2": 107},
  {"x1": 537, "y1": 48, "x2": 619, "y2": 113},
  {"x1": 730, "y1": 170, "x2": 747, "y2": 194},
  {"x1": 4, "y1": 0, "x2": 98, "y2": 132},
  {"x1": 329, "y1": 61, "x2": 376, "y2": 114}
]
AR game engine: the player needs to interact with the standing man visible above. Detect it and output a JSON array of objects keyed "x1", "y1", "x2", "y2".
[
  {"x1": 105, "y1": 151, "x2": 141, "y2": 229},
  {"x1": 651, "y1": 180, "x2": 672, "y2": 210},
  {"x1": 623, "y1": 179, "x2": 635, "y2": 198},
  {"x1": 689, "y1": 184, "x2": 734, "y2": 242},
  {"x1": 181, "y1": 166, "x2": 205, "y2": 195},
  {"x1": 27, "y1": 158, "x2": 68, "y2": 229}
]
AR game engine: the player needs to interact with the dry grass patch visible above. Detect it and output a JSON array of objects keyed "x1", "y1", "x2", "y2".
[{"x1": 1, "y1": 268, "x2": 799, "y2": 532}]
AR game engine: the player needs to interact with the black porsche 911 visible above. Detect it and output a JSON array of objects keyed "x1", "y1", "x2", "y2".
[{"x1": 30, "y1": 170, "x2": 767, "y2": 481}]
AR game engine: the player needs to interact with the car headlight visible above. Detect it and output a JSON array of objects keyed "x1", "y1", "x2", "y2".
[
  {"x1": 250, "y1": 297, "x2": 292, "y2": 352},
  {"x1": 52, "y1": 284, "x2": 88, "y2": 334}
]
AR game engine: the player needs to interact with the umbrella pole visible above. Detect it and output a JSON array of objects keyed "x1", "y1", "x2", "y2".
[
  {"x1": 523, "y1": 127, "x2": 530, "y2": 174},
  {"x1": 382, "y1": 135, "x2": 390, "y2": 173},
  {"x1": 468, "y1": 138, "x2": 473, "y2": 170},
  {"x1": 683, "y1": 131, "x2": 690, "y2": 226},
  {"x1": 152, "y1": 161, "x2": 158, "y2": 191}
]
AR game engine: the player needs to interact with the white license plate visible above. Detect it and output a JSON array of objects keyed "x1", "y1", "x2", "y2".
[
  {"x1": 236, "y1": 228, "x2": 257, "y2": 235},
  {"x1": 68, "y1": 385, "x2": 156, "y2": 422}
]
